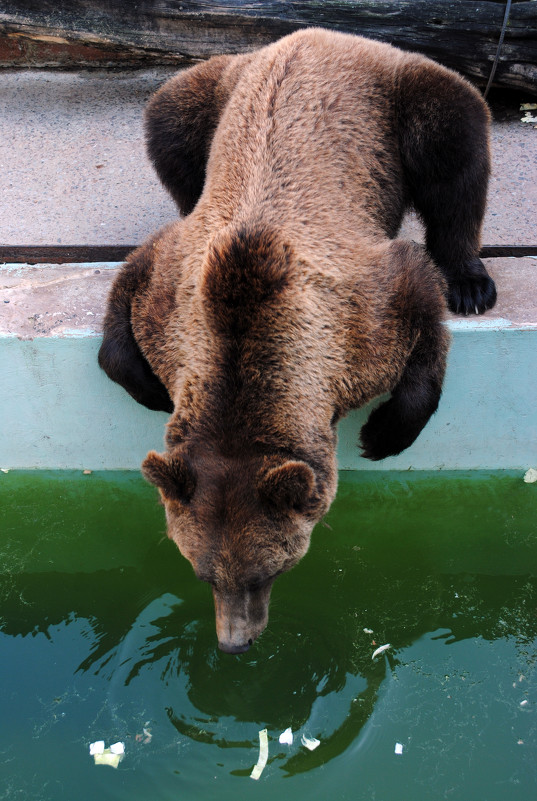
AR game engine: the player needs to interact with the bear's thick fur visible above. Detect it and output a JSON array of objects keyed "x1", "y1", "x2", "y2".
[{"x1": 99, "y1": 28, "x2": 495, "y2": 653}]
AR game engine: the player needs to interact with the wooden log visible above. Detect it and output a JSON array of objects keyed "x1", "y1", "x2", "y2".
[
  {"x1": 0, "y1": 1, "x2": 536, "y2": 94},
  {"x1": 0, "y1": 245, "x2": 134, "y2": 264},
  {"x1": 2, "y1": 244, "x2": 535, "y2": 265}
]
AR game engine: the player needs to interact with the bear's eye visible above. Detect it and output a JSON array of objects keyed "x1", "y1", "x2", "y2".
[
  {"x1": 247, "y1": 570, "x2": 282, "y2": 592},
  {"x1": 247, "y1": 578, "x2": 264, "y2": 592}
]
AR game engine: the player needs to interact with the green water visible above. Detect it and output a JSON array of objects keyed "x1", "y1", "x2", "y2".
[{"x1": 1, "y1": 471, "x2": 536, "y2": 800}]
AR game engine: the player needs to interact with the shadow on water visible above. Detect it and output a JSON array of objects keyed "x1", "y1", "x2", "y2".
[{"x1": 0, "y1": 470, "x2": 536, "y2": 793}]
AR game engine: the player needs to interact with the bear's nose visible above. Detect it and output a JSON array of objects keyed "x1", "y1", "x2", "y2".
[{"x1": 218, "y1": 638, "x2": 252, "y2": 654}]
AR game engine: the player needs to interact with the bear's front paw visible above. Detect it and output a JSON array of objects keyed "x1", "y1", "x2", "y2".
[
  {"x1": 360, "y1": 397, "x2": 418, "y2": 461},
  {"x1": 448, "y1": 259, "x2": 497, "y2": 315}
]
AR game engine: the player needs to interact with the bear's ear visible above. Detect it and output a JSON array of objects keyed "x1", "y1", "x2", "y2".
[
  {"x1": 141, "y1": 450, "x2": 197, "y2": 503},
  {"x1": 258, "y1": 461, "x2": 316, "y2": 514}
]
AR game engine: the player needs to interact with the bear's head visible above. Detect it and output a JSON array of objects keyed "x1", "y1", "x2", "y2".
[{"x1": 142, "y1": 446, "x2": 336, "y2": 653}]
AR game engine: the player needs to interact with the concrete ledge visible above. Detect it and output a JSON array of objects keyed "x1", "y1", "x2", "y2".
[{"x1": 1, "y1": 258, "x2": 536, "y2": 470}]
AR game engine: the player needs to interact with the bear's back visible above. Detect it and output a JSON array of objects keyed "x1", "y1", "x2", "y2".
[{"x1": 202, "y1": 28, "x2": 420, "y2": 243}]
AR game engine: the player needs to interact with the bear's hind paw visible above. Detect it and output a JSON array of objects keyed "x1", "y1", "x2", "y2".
[{"x1": 447, "y1": 260, "x2": 497, "y2": 316}]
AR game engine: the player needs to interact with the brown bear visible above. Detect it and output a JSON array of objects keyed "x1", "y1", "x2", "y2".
[{"x1": 98, "y1": 28, "x2": 495, "y2": 653}]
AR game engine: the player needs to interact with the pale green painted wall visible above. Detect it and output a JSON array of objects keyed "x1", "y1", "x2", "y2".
[{"x1": 1, "y1": 322, "x2": 535, "y2": 470}]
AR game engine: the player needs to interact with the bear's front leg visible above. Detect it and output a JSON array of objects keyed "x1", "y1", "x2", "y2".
[
  {"x1": 354, "y1": 241, "x2": 451, "y2": 460},
  {"x1": 98, "y1": 238, "x2": 174, "y2": 413}
]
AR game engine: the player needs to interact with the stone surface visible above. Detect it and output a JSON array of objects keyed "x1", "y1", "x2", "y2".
[
  {"x1": 0, "y1": 70, "x2": 177, "y2": 246},
  {"x1": 483, "y1": 258, "x2": 537, "y2": 327},
  {"x1": 1, "y1": 257, "x2": 536, "y2": 340},
  {"x1": 0, "y1": 262, "x2": 116, "y2": 337}
]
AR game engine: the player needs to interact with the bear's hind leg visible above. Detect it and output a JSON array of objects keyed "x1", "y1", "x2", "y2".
[
  {"x1": 398, "y1": 63, "x2": 496, "y2": 315},
  {"x1": 145, "y1": 54, "x2": 245, "y2": 216}
]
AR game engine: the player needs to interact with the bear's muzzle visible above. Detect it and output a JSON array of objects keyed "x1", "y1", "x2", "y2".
[{"x1": 212, "y1": 581, "x2": 274, "y2": 654}]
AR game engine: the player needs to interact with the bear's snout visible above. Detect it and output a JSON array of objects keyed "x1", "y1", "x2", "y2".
[{"x1": 212, "y1": 583, "x2": 273, "y2": 655}]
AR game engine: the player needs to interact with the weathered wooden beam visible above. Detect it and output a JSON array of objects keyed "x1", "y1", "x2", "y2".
[
  {"x1": 1, "y1": 244, "x2": 535, "y2": 265},
  {"x1": 1, "y1": 1, "x2": 536, "y2": 94},
  {"x1": 0, "y1": 245, "x2": 133, "y2": 264}
]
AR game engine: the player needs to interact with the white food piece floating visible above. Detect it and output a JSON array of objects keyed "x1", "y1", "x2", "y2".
[
  {"x1": 279, "y1": 727, "x2": 293, "y2": 745},
  {"x1": 93, "y1": 751, "x2": 122, "y2": 769},
  {"x1": 523, "y1": 468, "x2": 537, "y2": 483},
  {"x1": 395, "y1": 742, "x2": 404, "y2": 755},
  {"x1": 372, "y1": 643, "x2": 391, "y2": 660},
  {"x1": 250, "y1": 729, "x2": 269, "y2": 780},
  {"x1": 301, "y1": 734, "x2": 320, "y2": 751},
  {"x1": 89, "y1": 739, "x2": 125, "y2": 768}
]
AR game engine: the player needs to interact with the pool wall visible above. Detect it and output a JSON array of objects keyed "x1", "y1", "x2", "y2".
[{"x1": 1, "y1": 261, "x2": 536, "y2": 471}]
